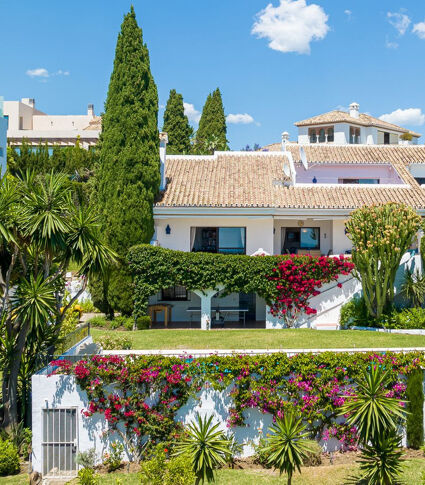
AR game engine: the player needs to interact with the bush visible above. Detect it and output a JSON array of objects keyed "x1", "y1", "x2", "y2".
[
  {"x1": 75, "y1": 448, "x2": 96, "y2": 469},
  {"x1": 407, "y1": 369, "x2": 424, "y2": 449},
  {"x1": 78, "y1": 467, "x2": 99, "y2": 485},
  {"x1": 103, "y1": 442, "x2": 124, "y2": 472},
  {"x1": 253, "y1": 436, "x2": 272, "y2": 468},
  {"x1": 0, "y1": 423, "x2": 32, "y2": 459},
  {"x1": 140, "y1": 445, "x2": 195, "y2": 485},
  {"x1": 302, "y1": 440, "x2": 322, "y2": 467},
  {"x1": 380, "y1": 307, "x2": 425, "y2": 329},
  {"x1": 109, "y1": 316, "x2": 133, "y2": 330},
  {"x1": 79, "y1": 300, "x2": 98, "y2": 314},
  {"x1": 340, "y1": 296, "x2": 371, "y2": 328},
  {"x1": 0, "y1": 439, "x2": 20, "y2": 476},
  {"x1": 88, "y1": 316, "x2": 108, "y2": 328},
  {"x1": 96, "y1": 334, "x2": 132, "y2": 350},
  {"x1": 136, "y1": 315, "x2": 151, "y2": 330}
]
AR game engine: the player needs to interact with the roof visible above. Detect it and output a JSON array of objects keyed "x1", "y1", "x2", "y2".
[
  {"x1": 83, "y1": 116, "x2": 102, "y2": 131},
  {"x1": 294, "y1": 110, "x2": 421, "y2": 137},
  {"x1": 155, "y1": 145, "x2": 425, "y2": 211}
]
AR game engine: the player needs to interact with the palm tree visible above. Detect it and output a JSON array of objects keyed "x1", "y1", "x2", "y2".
[
  {"x1": 0, "y1": 172, "x2": 116, "y2": 430},
  {"x1": 174, "y1": 414, "x2": 232, "y2": 484},
  {"x1": 401, "y1": 268, "x2": 425, "y2": 308},
  {"x1": 260, "y1": 413, "x2": 313, "y2": 485}
]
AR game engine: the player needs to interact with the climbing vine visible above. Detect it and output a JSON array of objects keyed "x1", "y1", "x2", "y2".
[
  {"x1": 127, "y1": 245, "x2": 354, "y2": 319},
  {"x1": 50, "y1": 351, "x2": 421, "y2": 455}
]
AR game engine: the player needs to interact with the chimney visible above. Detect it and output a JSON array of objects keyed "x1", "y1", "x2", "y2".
[
  {"x1": 21, "y1": 98, "x2": 35, "y2": 109},
  {"x1": 281, "y1": 131, "x2": 290, "y2": 151},
  {"x1": 87, "y1": 104, "x2": 94, "y2": 117},
  {"x1": 159, "y1": 132, "x2": 168, "y2": 191},
  {"x1": 349, "y1": 102, "x2": 360, "y2": 119}
]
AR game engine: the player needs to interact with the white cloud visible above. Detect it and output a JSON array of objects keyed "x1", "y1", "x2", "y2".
[
  {"x1": 387, "y1": 11, "x2": 411, "y2": 35},
  {"x1": 26, "y1": 68, "x2": 70, "y2": 79},
  {"x1": 385, "y1": 36, "x2": 399, "y2": 49},
  {"x1": 183, "y1": 102, "x2": 201, "y2": 123},
  {"x1": 413, "y1": 21, "x2": 425, "y2": 39},
  {"x1": 379, "y1": 108, "x2": 425, "y2": 126},
  {"x1": 26, "y1": 68, "x2": 49, "y2": 78},
  {"x1": 344, "y1": 9, "x2": 352, "y2": 16},
  {"x1": 226, "y1": 113, "x2": 255, "y2": 124},
  {"x1": 251, "y1": 0, "x2": 329, "y2": 54}
]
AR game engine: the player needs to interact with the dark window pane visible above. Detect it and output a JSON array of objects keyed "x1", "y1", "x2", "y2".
[
  {"x1": 161, "y1": 286, "x2": 188, "y2": 301},
  {"x1": 300, "y1": 228, "x2": 320, "y2": 249},
  {"x1": 218, "y1": 227, "x2": 245, "y2": 254}
]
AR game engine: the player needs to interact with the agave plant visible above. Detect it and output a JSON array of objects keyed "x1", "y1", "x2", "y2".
[
  {"x1": 358, "y1": 431, "x2": 404, "y2": 485},
  {"x1": 173, "y1": 414, "x2": 232, "y2": 484},
  {"x1": 339, "y1": 365, "x2": 407, "y2": 445},
  {"x1": 401, "y1": 268, "x2": 425, "y2": 308},
  {"x1": 260, "y1": 413, "x2": 313, "y2": 485}
]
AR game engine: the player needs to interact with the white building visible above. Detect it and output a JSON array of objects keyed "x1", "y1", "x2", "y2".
[
  {"x1": 294, "y1": 102, "x2": 420, "y2": 146},
  {"x1": 4, "y1": 98, "x2": 100, "y2": 148},
  {"x1": 0, "y1": 98, "x2": 7, "y2": 173}
]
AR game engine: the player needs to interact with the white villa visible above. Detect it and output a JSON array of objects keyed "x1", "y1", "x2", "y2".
[
  {"x1": 148, "y1": 104, "x2": 425, "y2": 328},
  {"x1": 0, "y1": 98, "x2": 7, "y2": 173},
  {"x1": 4, "y1": 97, "x2": 100, "y2": 148}
]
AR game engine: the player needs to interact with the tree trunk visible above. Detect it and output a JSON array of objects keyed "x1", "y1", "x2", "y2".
[{"x1": 2, "y1": 322, "x2": 29, "y2": 431}]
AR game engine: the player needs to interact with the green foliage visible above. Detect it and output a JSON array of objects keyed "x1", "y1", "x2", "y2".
[
  {"x1": 103, "y1": 442, "x2": 124, "y2": 472},
  {"x1": 140, "y1": 444, "x2": 195, "y2": 485},
  {"x1": 88, "y1": 316, "x2": 108, "y2": 328},
  {"x1": 357, "y1": 431, "x2": 404, "y2": 485},
  {"x1": 95, "y1": 6, "x2": 160, "y2": 314},
  {"x1": 96, "y1": 334, "x2": 132, "y2": 350},
  {"x1": 174, "y1": 414, "x2": 232, "y2": 484},
  {"x1": 401, "y1": 132, "x2": 413, "y2": 141},
  {"x1": 406, "y1": 369, "x2": 424, "y2": 449},
  {"x1": 163, "y1": 89, "x2": 193, "y2": 154},
  {"x1": 0, "y1": 439, "x2": 20, "y2": 476},
  {"x1": 345, "y1": 203, "x2": 421, "y2": 319},
  {"x1": 380, "y1": 307, "x2": 425, "y2": 329},
  {"x1": 260, "y1": 413, "x2": 312, "y2": 484},
  {"x1": 78, "y1": 467, "x2": 99, "y2": 485},
  {"x1": 401, "y1": 269, "x2": 425, "y2": 308},
  {"x1": 136, "y1": 315, "x2": 151, "y2": 330},
  {"x1": 302, "y1": 440, "x2": 322, "y2": 467},
  {"x1": 339, "y1": 296, "x2": 370, "y2": 328},
  {"x1": 195, "y1": 88, "x2": 228, "y2": 154},
  {"x1": 340, "y1": 366, "x2": 407, "y2": 444},
  {"x1": 0, "y1": 423, "x2": 32, "y2": 459},
  {"x1": 75, "y1": 448, "x2": 97, "y2": 469},
  {"x1": 79, "y1": 300, "x2": 98, "y2": 313}
]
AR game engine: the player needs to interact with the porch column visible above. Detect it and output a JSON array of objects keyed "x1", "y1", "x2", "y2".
[
  {"x1": 193, "y1": 285, "x2": 224, "y2": 330},
  {"x1": 265, "y1": 305, "x2": 285, "y2": 329}
]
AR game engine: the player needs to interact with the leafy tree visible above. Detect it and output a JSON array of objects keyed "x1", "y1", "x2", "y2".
[
  {"x1": 174, "y1": 414, "x2": 232, "y2": 484},
  {"x1": 162, "y1": 89, "x2": 193, "y2": 154},
  {"x1": 195, "y1": 88, "x2": 228, "y2": 154},
  {"x1": 345, "y1": 203, "x2": 421, "y2": 319},
  {"x1": 260, "y1": 413, "x2": 312, "y2": 485},
  {"x1": 94, "y1": 6, "x2": 160, "y2": 314},
  {"x1": 406, "y1": 368, "x2": 424, "y2": 449},
  {"x1": 0, "y1": 172, "x2": 115, "y2": 430}
]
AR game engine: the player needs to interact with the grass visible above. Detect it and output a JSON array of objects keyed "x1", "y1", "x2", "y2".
[{"x1": 91, "y1": 328, "x2": 425, "y2": 350}]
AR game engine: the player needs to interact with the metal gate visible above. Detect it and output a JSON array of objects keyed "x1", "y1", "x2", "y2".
[{"x1": 42, "y1": 408, "x2": 78, "y2": 477}]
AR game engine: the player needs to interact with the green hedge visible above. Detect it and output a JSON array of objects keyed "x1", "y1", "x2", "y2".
[{"x1": 406, "y1": 369, "x2": 424, "y2": 449}]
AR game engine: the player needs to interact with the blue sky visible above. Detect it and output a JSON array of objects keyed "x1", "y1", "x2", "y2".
[{"x1": 2, "y1": 0, "x2": 425, "y2": 149}]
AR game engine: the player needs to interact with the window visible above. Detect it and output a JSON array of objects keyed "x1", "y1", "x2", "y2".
[
  {"x1": 309, "y1": 129, "x2": 317, "y2": 143},
  {"x1": 283, "y1": 227, "x2": 320, "y2": 252},
  {"x1": 191, "y1": 227, "x2": 246, "y2": 254},
  {"x1": 415, "y1": 177, "x2": 425, "y2": 186},
  {"x1": 4, "y1": 115, "x2": 8, "y2": 128},
  {"x1": 384, "y1": 132, "x2": 390, "y2": 145},
  {"x1": 161, "y1": 285, "x2": 188, "y2": 301},
  {"x1": 0, "y1": 147, "x2": 3, "y2": 157},
  {"x1": 339, "y1": 178, "x2": 380, "y2": 184},
  {"x1": 349, "y1": 126, "x2": 361, "y2": 144},
  {"x1": 308, "y1": 126, "x2": 334, "y2": 143}
]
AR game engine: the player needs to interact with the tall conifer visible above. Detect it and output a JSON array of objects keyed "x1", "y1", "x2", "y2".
[
  {"x1": 195, "y1": 88, "x2": 228, "y2": 153},
  {"x1": 162, "y1": 89, "x2": 193, "y2": 154},
  {"x1": 95, "y1": 7, "x2": 160, "y2": 313}
]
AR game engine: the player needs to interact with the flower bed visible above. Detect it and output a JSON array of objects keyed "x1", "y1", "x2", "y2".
[{"x1": 49, "y1": 351, "x2": 422, "y2": 453}]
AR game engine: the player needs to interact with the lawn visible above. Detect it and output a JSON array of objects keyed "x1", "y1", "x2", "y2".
[{"x1": 92, "y1": 328, "x2": 425, "y2": 350}]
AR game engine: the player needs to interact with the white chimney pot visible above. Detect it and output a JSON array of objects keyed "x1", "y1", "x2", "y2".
[
  {"x1": 159, "y1": 132, "x2": 168, "y2": 191},
  {"x1": 349, "y1": 102, "x2": 360, "y2": 119}
]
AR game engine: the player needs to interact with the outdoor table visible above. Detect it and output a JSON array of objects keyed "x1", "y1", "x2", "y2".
[{"x1": 186, "y1": 307, "x2": 248, "y2": 327}]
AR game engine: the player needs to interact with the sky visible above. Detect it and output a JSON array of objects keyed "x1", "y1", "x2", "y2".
[{"x1": 2, "y1": 0, "x2": 425, "y2": 149}]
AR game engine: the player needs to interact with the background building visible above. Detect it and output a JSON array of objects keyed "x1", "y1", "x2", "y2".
[{"x1": 0, "y1": 97, "x2": 7, "y2": 173}]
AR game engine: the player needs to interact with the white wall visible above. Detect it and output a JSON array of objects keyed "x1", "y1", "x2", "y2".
[
  {"x1": 0, "y1": 117, "x2": 7, "y2": 173},
  {"x1": 155, "y1": 216, "x2": 274, "y2": 255},
  {"x1": 332, "y1": 219, "x2": 352, "y2": 255},
  {"x1": 33, "y1": 114, "x2": 93, "y2": 131}
]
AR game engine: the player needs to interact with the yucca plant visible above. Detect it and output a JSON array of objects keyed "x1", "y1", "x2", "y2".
[
  {"x1": 260, "y1": 413, "x2": 313, "y2": 485},
  {"x1": 173, "y1": 414, "x2": 232, "y2": 484},
  {"x1": 339, "y1": 365, "x2": 407, "y2": 444},
  {"x1": 357, "y1": 431, "x2": 404, "y2": 485}
]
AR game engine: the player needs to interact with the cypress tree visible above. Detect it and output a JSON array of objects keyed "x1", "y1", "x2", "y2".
[
  {"x1": 195, "y1": 88, "x2": 228, "y2": 154},
  {"x1": 162, "y1": 89, "x2": 193, "y2": 154},
  {"x1": 406, "y1": 369, "x2": 424, "y2": 449},
  {"x1": 95, "y1": 6, "x2": 160, "y2": 314}
]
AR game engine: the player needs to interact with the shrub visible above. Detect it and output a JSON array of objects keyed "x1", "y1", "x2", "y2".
[
  {"x1": 136, "y1": 315, "x2": 151, "y2": 330},
  {"x1": 123, "y1": 317, "x2": 134, "y2": 331},
  {"x1": 140, "y1": 445, "x2": 195, "y2": 485},
  {"x1": 96, "y1": 334, "x2": 132, "y2": 350},
  {"x1": 0, "y1": 423, "x2": 32, "y2": 459},
  {"x1": 88, "y1": 316, "x2": 108, "y2": 328},
  {"x1": 79, "y1": 300, "x2": 97, "y2": 314},
  {"x1": 380, "y1": 307, "x2": 425, "y2": 329},
  {"x1": 0, "y1": 439, "x2": 20, "y2": 476},
  {"x1": 75, "y1": 448, "x2": 96, "y2": 469},
  {"x1": 406, "y1": 369, "x2": 424, "y2": 449},
  {"x1": 340, "y1": 296, "x2": 370, "y2": 328},
  {"x1": 78, "y1": 467, "x2": 99, "y2": 485},
  {"x1": 253, "y1": 436, "x2": 272, "y2": 468},
  {"x1": 302, "y1": 440, "x2": 322, "y2": 467},
  {"x1": 103, "y1": 442, "x2": 124, "y2": 472}
]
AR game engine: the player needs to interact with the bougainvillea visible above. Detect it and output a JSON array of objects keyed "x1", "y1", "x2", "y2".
[
  {"x1": 49, "y1": 351, "x2": 422, "y2": 456},
  {"x1": 268, "y1": 255, "x2": 354, "y2": 325}
]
